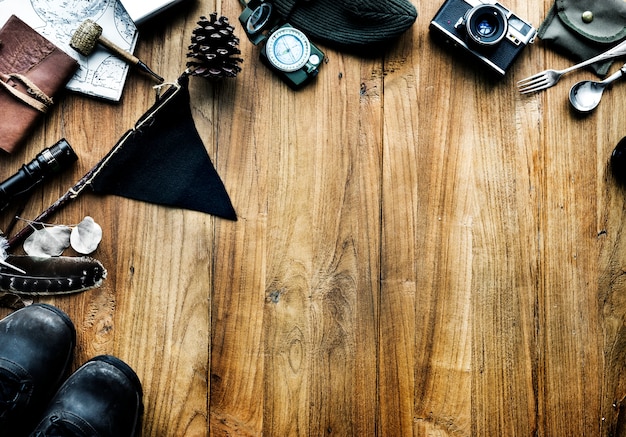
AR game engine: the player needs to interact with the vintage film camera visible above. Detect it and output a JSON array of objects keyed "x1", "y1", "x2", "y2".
[
  {"x1": 429, "y1": 0, "x2": 536, "y2": 76},
  {"x1": 239, "y1": 0, "x2": 324, "y2": 89}
]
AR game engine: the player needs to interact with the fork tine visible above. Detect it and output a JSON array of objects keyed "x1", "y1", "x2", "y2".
[
  {"x1": 517, "y1": 72, "x2": 546, "y2": 85},
  {"x1": 518, "y1": 81, "x2": 550, "y2": 94},
  {"x1": 517, "y1": 70, "x2": 552, "y2": 93},
  {"x1": 517, "y1": 76, "x2": 547, "y2": 90}
]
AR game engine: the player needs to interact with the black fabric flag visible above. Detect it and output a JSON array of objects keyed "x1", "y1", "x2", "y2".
[{"x1": 89, "y1": 76, "x2": 236, "y2": 220}]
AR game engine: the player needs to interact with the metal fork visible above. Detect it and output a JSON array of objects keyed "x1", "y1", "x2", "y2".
[{"x1": 517, "y1": 39, "x2": 626, "y2": 94}]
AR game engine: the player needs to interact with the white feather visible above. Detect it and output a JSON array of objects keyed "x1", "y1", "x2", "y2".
[{"x1": 0, "y1": 236, "x2": 25, "y2": 274}]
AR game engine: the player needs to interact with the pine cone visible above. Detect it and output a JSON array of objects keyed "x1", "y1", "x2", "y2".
[{"x1": 186, "y1": 13, "x2": 243, "y2": 80}]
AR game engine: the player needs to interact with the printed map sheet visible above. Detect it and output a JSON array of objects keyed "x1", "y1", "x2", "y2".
[{"x1": 0, "y1": 0, "x2": 138, "y2": 101}]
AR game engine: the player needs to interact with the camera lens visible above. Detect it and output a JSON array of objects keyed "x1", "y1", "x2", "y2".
[{"x1": 464, "y1": 4, "x2": 507, "y2": 47}]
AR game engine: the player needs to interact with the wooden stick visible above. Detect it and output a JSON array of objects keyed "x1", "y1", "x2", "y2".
[
  {"x1": 7, "y1": 130, "x2": 132, "y2": 250},
  {"x1": 7, "y1": 80, "x2": 184, "y2": 250}
]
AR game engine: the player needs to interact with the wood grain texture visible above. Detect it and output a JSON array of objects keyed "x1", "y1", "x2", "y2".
[{"x1": 2, "y1": 0, "x2": 626, "y2": 435}]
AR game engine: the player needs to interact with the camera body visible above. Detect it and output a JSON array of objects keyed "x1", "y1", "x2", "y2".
[
  {"x1": 429, "y1": 0, "x2": 535, "y2": 76},
  {"x1": 239, "y1": 0, "x2": 324, "y2": 89}
]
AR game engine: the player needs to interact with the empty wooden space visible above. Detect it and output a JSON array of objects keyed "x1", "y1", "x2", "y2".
[{"x1": 1, "y1": 0, "x2": 626, "y2": 435}]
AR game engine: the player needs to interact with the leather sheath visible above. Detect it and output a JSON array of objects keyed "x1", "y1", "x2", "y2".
[{"x1": 0, "y1": 15, "x2": 78, "y2": 153}]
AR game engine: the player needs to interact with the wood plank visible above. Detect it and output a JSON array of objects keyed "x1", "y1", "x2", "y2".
[{"x1": 2, "y1": 0, "x2": 626, "y2": 435}]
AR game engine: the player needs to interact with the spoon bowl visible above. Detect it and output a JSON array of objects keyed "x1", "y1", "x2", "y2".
[{"x1": 569, "y1": 64, "x2": 626, "y2": 114}]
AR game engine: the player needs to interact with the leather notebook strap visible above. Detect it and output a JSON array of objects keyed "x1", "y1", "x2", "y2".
[{"x1": 0, "y1": 72, "x2": 53, "y2": 113}]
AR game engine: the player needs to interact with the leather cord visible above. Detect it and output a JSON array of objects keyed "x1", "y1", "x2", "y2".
[{"x1": 0, "y1": 72, "x2": 53, "y2": 113}]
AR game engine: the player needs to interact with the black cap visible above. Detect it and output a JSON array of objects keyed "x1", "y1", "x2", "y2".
[{"x1": 272, "y1": 0, "x2": 417, "y2": 54}]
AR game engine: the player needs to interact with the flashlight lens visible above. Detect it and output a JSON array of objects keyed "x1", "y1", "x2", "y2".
[
  {"x1": 37, "y1": 139, "x2": 78, "y2": 175},
  {"x1": 0, "y1": 139, "x2": 78, "y2": 212}
]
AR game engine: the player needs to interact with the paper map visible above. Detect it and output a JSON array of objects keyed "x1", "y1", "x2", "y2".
[{"x1": 0, "y1": 0, "x2": 138, "y2": 101}]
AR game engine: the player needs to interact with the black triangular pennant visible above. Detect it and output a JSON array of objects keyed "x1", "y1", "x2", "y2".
[{"x1": 89, "y1": 77, "x2": 236, "y2": 220}]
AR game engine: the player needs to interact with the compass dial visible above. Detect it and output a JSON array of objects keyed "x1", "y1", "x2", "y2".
[{"x1": 265, "y1": 27, "x2": 311, "y2": 72}]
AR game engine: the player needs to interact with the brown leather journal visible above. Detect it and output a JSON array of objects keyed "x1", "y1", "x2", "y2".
[{"x1": 0, "y1": 15, "x2": 79, "y2": 154}]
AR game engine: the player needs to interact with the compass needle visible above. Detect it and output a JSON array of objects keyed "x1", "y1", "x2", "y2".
[{"x1": 266, "y1": 27, "x2": 311, "y2": 72}]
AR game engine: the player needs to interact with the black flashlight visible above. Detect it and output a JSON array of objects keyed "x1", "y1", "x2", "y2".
[{"x1": 0, "y1": 139, "x2": 78, "y2": 212}]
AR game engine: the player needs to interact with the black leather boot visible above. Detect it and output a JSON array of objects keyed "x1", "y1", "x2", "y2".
[
  {"x1": 31, "y1": 355, "x2": 144, "y2": 437},
  {"x1": 0, "y1": 303, "x2": 76, "y2": 436}
]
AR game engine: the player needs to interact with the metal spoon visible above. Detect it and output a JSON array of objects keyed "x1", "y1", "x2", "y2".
[{"x1": 569, "y1": 63, "x2": 626, "y2": 113}]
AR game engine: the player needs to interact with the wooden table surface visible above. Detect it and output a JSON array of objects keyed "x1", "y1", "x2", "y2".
[{"x1": 2, "y1": 0, "x2": 626, "y2": 435}]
